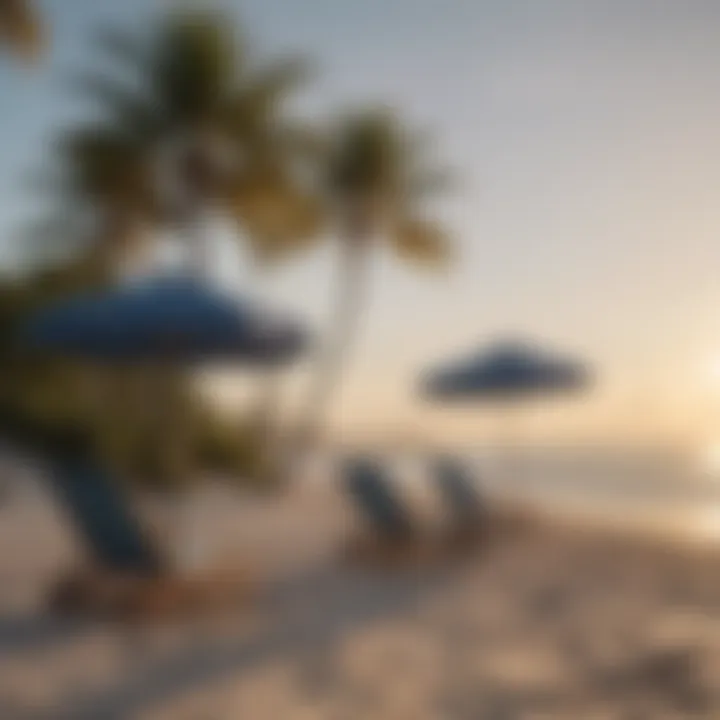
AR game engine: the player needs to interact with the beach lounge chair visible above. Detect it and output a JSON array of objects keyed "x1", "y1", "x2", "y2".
[
  {"x1": 50, "y1": 450, "x2": 164, "y2": 576},
  {"x1": 342, "y1": 457, "x2": 422, "y2": 565},
  {"x1": 47, "y1": 448, "x2": 169, "y2": 616},
  {"x1": 432, "y1": 455, "x2": 487, "y2": 547},
  {"x1": 0, "y1": 407, "x2": 163, "y2": 577},
  {"x1": 47, "y1": 453, "x2": 255, "y2": 621}
]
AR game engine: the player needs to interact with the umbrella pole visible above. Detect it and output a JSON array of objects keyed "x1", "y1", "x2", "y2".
[{"x1": 494, "y1": 404, "x2": 523, "y2": 486}]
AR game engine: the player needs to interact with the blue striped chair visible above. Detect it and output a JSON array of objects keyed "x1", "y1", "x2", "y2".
[
  {"x1": 342, "y1": 456, "x2": 421, "y2": 564},
  {"x1": 432, "y1": 455, "x2": 486, "y2": 547}
]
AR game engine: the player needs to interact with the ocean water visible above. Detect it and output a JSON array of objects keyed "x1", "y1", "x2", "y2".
[{"x1": 6, "y1": 445, "x2": 720, "y2": 546}]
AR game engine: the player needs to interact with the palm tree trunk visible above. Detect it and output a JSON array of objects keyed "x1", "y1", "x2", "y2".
[
  {"x1": 245, "y1": 266, "x2": 288, "y2": 481},
  {"x1": 296, "y1": 236, "x2": 370, "y2": 448}
]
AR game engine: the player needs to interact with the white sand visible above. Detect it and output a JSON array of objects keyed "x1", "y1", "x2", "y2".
[{"x1": 2, "y1": 466, "x2": 720, "y2": 719}]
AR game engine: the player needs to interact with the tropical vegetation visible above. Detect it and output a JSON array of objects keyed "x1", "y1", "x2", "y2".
[{"x1": 0, "y1": 5, "x2": 453, "y2": 489}]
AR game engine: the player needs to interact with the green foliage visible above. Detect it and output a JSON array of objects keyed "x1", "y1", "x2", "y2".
[
  {"x1": 8, "y1": 5, "x2": 457, "y2": 471},
  {"x1": 195, "y1": 414, "x2": 274, "y2": 491},
  {"x1": 0, "y1": 258, "x2": 269, "y2": 490},
  {"x1": 0, "y1": 0, "x2": 42, "y2": 60},
  {"x1": 51, "y1": 6, "x2": 320, "y2": 267},
  {"x1": 295, "y1": 107, "x2": 454, "y2": 443},
  {"x1": 324, "y1": 106, "x2": 453, "y2": 261},
  {"x1": 5, "y1": 7, "x2": 324, "y2": 490}
]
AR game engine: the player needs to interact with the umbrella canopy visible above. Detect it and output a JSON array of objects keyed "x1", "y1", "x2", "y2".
[
  {"x1": 421, "y1": 339, "x2": 591, "y2": 403},
  {"x1": 21, "y1": 276, "x2": 309, "y2": 366}
]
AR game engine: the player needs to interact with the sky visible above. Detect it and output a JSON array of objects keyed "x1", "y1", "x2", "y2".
[{"x1": 3, "y1": 0, "x2": 720, "y2": 448}]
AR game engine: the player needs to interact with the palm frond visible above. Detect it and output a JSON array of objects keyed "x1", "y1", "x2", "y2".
[
  {"x1": 54, "y1": 124, "x2": 152, "y2": 206},
  {"x1": 217, "y1": 57, "x2": 311, "y2": 162},
  {"x1": 150, "y1": 9, "x2": 239, "y2": 126},
  {"x1": 33, "y1": 8, "x2": 320, "y2": 277},
  {"x1": 227, "y1": 173, "x2": 324, "y2": 263},
  {"x1": 327, "y1": 107, "x2": 406, "y2": 199},
  {"x1": 324, "y1": 107, "x2": 453, "y2": 261},
  {"x1": 391, "y1": 217, "x2": 452, "y2": 269},
  {"x1": 0, "y1": 0, "x2": 42, "y2": 59}
]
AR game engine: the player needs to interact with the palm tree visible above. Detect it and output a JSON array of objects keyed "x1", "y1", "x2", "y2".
[
  {"x1": 61, "y1": 8, "x2": 320, "y2": 274},
  {"x1": 36, "y1": 125, "x2": 158, "y2": 280},
  {"x1": 19, "y1": 5, "x2": 321, "y2": 535},
  {"x1": 52, "y1": 9, "x2": 322, "y2": 493},
  {"x1": 30, "y1": 7, "x2": 321, "y2": 275},
  {"x1": 295, "y1": 107, "x2": 453, "y2": 447},
  {"x1": 0, "y1": 0, "x2": 42, "y2": 60}
]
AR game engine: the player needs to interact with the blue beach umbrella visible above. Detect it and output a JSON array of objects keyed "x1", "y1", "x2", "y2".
[
  {"x1": 420, "y1": 339, "x2": 592, "y2": 481},
  {"x1": 21, "y1": 276, "x2": 309, "y2": 366},
  {"x1": 421, "y1": 339, "x2": 590, "y2": 404},
  {"x1": 18, "y1": 276, "x2": 311, "y2": 578}
]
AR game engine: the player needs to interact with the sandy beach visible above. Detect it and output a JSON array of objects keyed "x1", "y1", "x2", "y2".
[{"x1": 2, "y1": 468, "x2": 720, "y2": 720}]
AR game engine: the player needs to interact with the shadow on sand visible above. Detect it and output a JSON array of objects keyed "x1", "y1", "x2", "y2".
[
  {"x1": 0, "y1": 612, "x2": 97, "y2": 658},
  {"x1": 25, "y1": 563, "x2": 458, "y2": 720}
]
